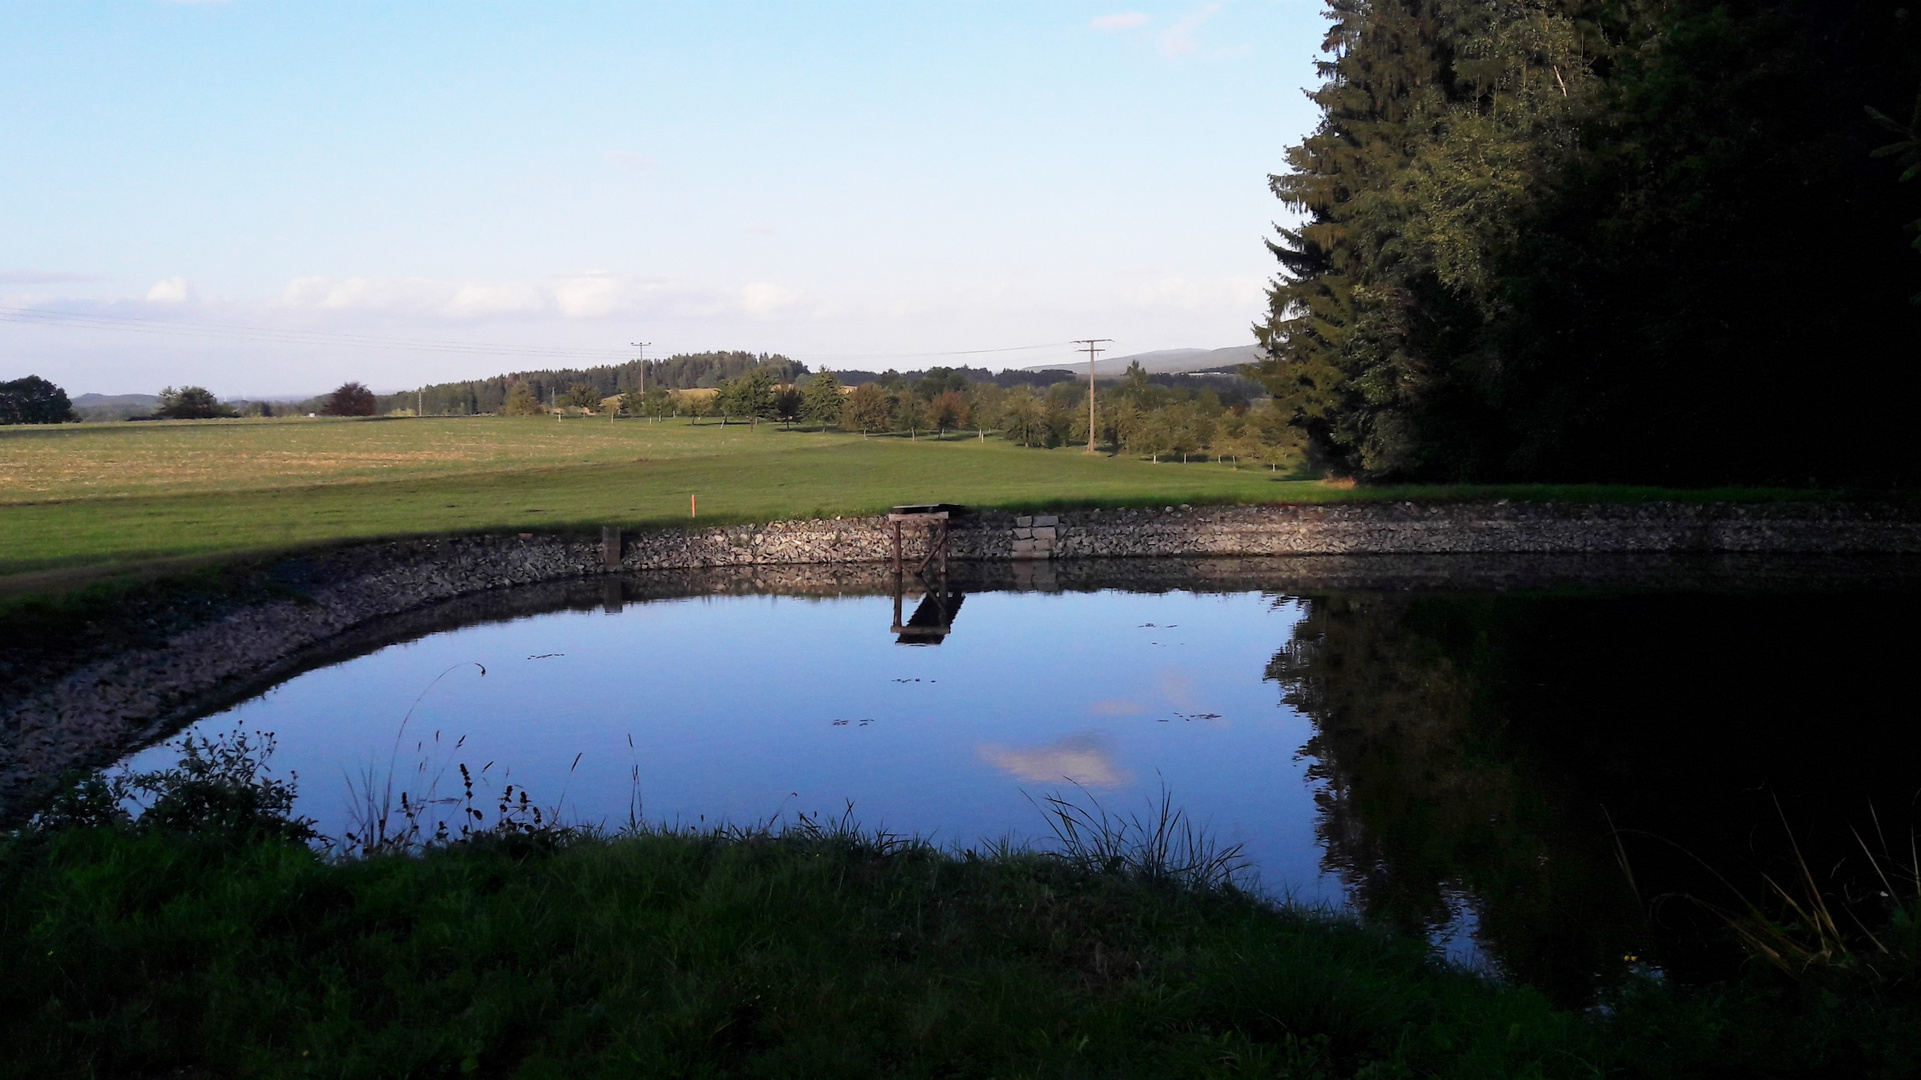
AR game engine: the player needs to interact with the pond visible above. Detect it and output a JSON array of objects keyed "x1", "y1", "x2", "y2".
[{"x1": 122, "y1": 557, "x2": 1921, "y2": 1005}]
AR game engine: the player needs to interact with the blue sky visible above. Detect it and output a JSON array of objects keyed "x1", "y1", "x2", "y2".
[{"x1": 1, "y1": 2, "x2": 1324, "y2": 397}]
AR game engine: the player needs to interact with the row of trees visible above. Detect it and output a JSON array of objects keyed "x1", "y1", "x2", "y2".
[
  {"x1": 590, "y1": 361, "x2": 1298, "y2": 468},
  {"x1": 1257, "y1": 0, "x2": 1921, "y2": 485},
  {"x1": 383, "y1": 351, "x2": 803, "y2": 416}
]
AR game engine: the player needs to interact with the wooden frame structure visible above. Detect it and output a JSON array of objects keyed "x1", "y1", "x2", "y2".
[{"x1": 887, "y1": 504, "x2": 958, "y2": 577}]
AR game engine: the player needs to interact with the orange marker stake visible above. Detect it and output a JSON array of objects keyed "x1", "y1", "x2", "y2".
[{"x1": 691, "y1": 493, "x2": 697, "y2": 518}]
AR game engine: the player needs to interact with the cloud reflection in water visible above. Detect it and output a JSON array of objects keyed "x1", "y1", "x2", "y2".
[{"x1": 977, "y1": 733, "x2": 1127, "y2": 787}]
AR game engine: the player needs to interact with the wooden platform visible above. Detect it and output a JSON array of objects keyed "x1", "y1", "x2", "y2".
[{"x1": 887, "y1": 504, "x2": 964, "y2": 576}]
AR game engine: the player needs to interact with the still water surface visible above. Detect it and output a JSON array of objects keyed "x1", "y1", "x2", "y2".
[{"x1": 125, "y1": 566, "x2": 1921, "y2": 1003}]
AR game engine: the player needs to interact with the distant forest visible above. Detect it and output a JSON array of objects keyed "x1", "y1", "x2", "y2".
[
  {"x1": 364, "y1": 352, "x2": 806, "y2": 416},
  {"x1": 1255, "y1": 0, "x2": 1921, "y2": 485},
  {"x1": 360, "y1": 355, "x2": 1263, "y2": 415}
]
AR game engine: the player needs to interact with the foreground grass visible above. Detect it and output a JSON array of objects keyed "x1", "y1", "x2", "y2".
[
  {"x1": 0, "y1": 416, "x2": 1839, "y2": 585},
  {"x1": 7, "y1": 821, "x2": 1921, "y2": 1078}
]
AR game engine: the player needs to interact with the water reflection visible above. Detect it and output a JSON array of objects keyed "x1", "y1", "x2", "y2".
[
  {"x1": 977, "y1": 732, "x2": 1127, "y2": 787},
  {"x1": 892, "y1": 575, "x2": 965, "y2": 646},
  {"x1": 95, "y1": 560, "x2": 1921, "y2": 1007},
  {"x1": 1269, "y1": 590, "x2": 1921, "y2": 1003}
]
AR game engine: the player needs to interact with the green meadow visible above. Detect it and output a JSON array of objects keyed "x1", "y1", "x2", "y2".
[{"x1": 0, "y1": 415, "x2": 1824, "y2": 588}]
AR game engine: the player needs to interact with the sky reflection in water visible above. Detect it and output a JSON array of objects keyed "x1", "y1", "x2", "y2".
[{"x1": 127, "y1": 589, "x2": 1343, "y2": 903}]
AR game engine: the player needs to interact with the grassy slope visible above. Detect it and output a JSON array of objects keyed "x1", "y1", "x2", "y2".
[
  {"x1": 0, "y1": 416, "x2": 1830, "y2": 583},
  {"x1": 5, "y1": 824, "x2": 1915, "y2": 1078}
]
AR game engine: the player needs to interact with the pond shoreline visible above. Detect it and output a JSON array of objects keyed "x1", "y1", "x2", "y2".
[{"x1": 6, "y1": 499, "x2": 1920, "y2": 821}]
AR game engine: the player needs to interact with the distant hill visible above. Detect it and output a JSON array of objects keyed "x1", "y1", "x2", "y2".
[
  {"x1": 71, "y1": 393, "x2": 162, "y2": 421},
  {"x1": 72, "y1": 393, "x2": 161, "y2": 408},
  {"x1": 1021, "y1": 345, "x2": 1263, "y2": 379}
]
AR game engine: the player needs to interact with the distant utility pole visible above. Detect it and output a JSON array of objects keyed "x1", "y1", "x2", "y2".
[
  {"x1": 417, "y1": 388, "x2": 423, "y2": 417},
  {"x1": 1073, "y1": 339, "x2": 1113, "y2": 454},
  {"x1": 630, "y1": 342, "x2": 652, "y2": 393}
]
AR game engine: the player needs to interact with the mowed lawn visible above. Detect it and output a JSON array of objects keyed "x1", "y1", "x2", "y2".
[{"x1": 0, "y1": 416, "x2": 1319, "y2": 580}]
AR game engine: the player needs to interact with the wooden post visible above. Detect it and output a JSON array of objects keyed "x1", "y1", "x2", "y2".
[
  {"x1": 600, "y1": 525, "x2": 622, "y2": 567},
  {"x1": 892, "y1": 520, "x2": 903, "y2": 574}
]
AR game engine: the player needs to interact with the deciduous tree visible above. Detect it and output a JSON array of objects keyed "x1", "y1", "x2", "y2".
[
  {"x1": 924, "y1": 390, "x2": 968, "y2": 439},
  {"x1": 501, "y1": 381, "x2": 542, "y2": 416},
  {"x1": 0, "y1": 375, "x2": 76, "y2": 424},
  {"x1": 321, "y1": 382, "x2": 377, "y2": 417},
  {"x1": 158, "y1": 386, "x2": 239, "y2": 420},
  {"x1": 801, "y1": 371, "x2": 845, "y2": 429},
  {"x1": 843, "y1": 383, "x2": 894, "y2": 437}
]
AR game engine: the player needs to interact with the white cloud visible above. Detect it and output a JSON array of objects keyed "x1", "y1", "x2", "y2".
[
  {"x1": 1090, "y1": 12, "x2": 1151, "y2": 31},
  {"x1": 978, "y1": 733, "x2": 1127, "y2": 787},
  {"x1": 740, "y1": 282, "x2": 801, "y2": 318},
  {"x1": 145, "y1": 277, "x2": 196, "y2": 303},
  {"x1": 1160, "y1": 3, "x2": 1221, "y2": 56},
  {"x1": 602, "y1": 150, "x2": 654, "y2": 170}
]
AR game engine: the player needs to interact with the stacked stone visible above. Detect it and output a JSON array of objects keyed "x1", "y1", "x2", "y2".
[
  {"x1": 13, "y1": 500, "x2": 1921, "y2": 823},
  {"x1": 1010, "y1": 514, "x2": 1058, "y2": 560}
]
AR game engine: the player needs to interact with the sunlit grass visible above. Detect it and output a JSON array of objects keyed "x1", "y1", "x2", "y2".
[{"x1": 0, "y1": 414, "x2": 1839, "y2": 585}]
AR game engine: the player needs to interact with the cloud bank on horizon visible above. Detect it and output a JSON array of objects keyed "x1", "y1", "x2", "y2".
[{"x1": 1, "y1": 3, "x2": 1322, "y2": 396}]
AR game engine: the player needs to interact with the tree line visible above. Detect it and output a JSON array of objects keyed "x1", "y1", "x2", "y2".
[
  {"x1": 598, "y1": 362, "x2": 1298, "y2": 468},
  {"x1": 1256, "y1": 0, "x2": 1921, "y2": 485},
  {"x1": 372, "y1": 351, "x2": 805, "y2": 416}
]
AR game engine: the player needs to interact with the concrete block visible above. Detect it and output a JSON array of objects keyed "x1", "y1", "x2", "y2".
[
  {"x1": 1013, "y1": 527, "x2": 1033, "y2": 539},
  {"x1": 1032, "y1": 526, "x2": 1056, "y2": 541},
  {"x1": 1016, "y1": 516, "x2": 1034, "y2": 527},
  {"x1": 1033, "y1": 515, "x2": 1058, "y2": 527}
]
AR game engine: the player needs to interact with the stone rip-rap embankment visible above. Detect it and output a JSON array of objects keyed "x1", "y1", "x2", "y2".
[{"x1": 4, "y1": 500, "x2": 1919, "y2": 821}]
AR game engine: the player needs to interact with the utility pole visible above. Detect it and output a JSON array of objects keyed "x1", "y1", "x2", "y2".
[
  {"x1": 1073, "y1": 339, "x2": 1113, "y2": 454},
  {"x1": 417, "y1": 388, "x2": 423, "y2": 417},
  {"x1": 630, "y1": 341, "x2": 653, "y2": 423},
  {"x1": 630, "y1": 342, "x2": 652, "y2": 393}
]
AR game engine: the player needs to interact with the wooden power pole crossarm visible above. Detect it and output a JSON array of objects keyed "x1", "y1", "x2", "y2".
[
  {"x1": 630, "y1": 342, "x2": 652, "y2": 393},
  {"x1": 1072, "y1": 338, "x2": 1112, "y2": 454}
]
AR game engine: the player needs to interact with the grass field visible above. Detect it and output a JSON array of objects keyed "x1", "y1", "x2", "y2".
[
  {"x1": 9, "y1": 788, "x2": 1916, "y2": 1077},
  {"x1": 0, "y1": 415, "x2": 1828, "y2": 587}
]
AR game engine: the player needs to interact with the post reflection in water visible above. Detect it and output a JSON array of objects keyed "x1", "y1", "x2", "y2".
[{"x1": 890, "y1": 572, "x2": 965, "y2": 646}]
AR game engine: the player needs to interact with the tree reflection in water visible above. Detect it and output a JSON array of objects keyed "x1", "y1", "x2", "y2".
[{"x1": 1268, "y1": 589, "x2": 1921, "y2": 1006}]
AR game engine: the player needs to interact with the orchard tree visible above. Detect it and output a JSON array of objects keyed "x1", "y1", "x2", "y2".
[
  {"x1": 501, "y1": 381, "x2": 542, "y2": 415},
  {"x1": 559, "y1": 383, "x2": 601, "y2": 412},
  {"x1": 965, "y1": 383, "x2": 1005, "y2": 441},
  {"x1": 924, "y1": 389, "x2": 969, "y2": 439},
  {"x1": 999, "y1": 388, "x2": 1050, "y2": 448},
  {"x1": 642, "y1": 386, "x2": 672, "y2": 421},
  {"x1": 891, "y1": 388, "x2": 924, "y2": 440},
  {"x1": 801, "y1": 371, "x2": 844, "y2": 429},
  {"x1": 773, "y1": 385, "x2": 803, "y2": 428},
  {"x1": 843, "y1": 383, "x2": 894, "y2": 437}
]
